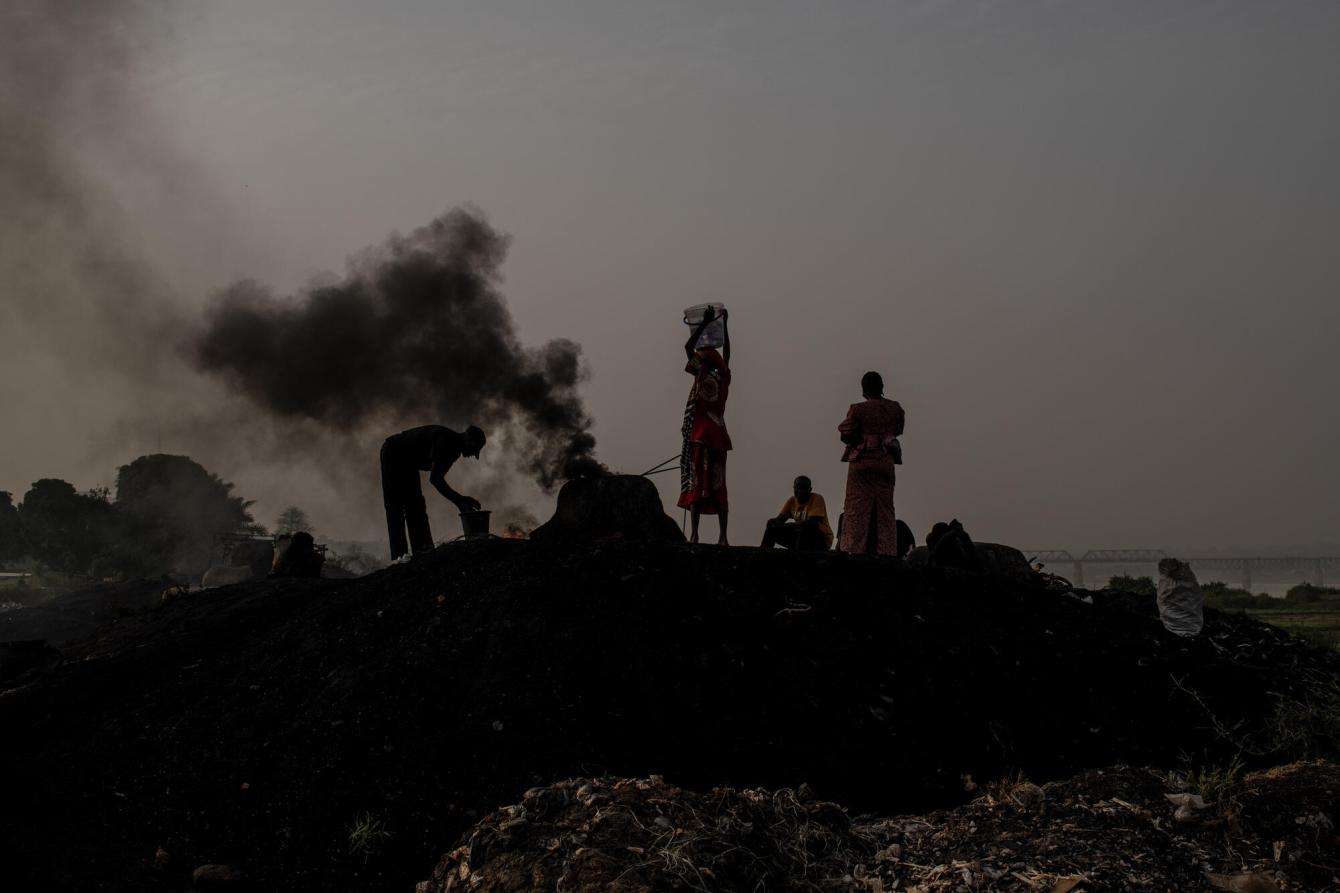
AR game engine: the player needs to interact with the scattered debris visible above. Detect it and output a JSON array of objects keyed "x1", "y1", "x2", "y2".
[
  {"x1": 1166, "y1": 790, "x2": 1210, "y2": 822},
  {"x1": 422, "y1": 761, "x2": 1339, "y2": 892},
  {"x1": 865, "y1": 761, "x2": 1339, "y2": 892},
  {"x1": 417, "y1": 775, "x2": 878, "y2": 892}
]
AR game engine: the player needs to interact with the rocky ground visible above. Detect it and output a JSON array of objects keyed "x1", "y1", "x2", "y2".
[{"x1": 2, "y1": 534, "x2": 1337, "y2": 889}]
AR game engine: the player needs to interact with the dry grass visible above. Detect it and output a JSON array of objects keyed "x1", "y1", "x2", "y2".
[
  {"x1": 1266, "y1": 669, "x2": 1340, "y2": 759},
  {"x1": 348, "y1": 811, "x2": 393, "y2": 860},
  {"x1": 1240, "y1": 606, "x2": 1340, "y2": 652},
  {"x1": 1185, "y1": 755, "x2": 1244, "y2": 804},
  {"x1": 608, "y1": 788, "x2": 879, "y2": 891}
]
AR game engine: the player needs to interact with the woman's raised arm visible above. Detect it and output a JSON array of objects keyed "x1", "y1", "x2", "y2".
[{"x1": 685, "y1": 309, "x2": 716, "y2": 360}]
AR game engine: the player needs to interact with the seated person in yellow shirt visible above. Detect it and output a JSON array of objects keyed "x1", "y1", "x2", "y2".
[{"x1": 761, "y1": 476, "x2": 833, "y2": 552}]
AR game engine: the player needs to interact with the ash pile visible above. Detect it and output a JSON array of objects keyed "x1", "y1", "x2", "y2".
[{"x1": 1, "y1": 491, "x2": 1337, "y2": 890}]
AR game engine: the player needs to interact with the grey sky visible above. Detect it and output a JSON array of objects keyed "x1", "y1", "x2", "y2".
[{"x1": 3, "y1": 1, "x2": 1338, "y2": 551}]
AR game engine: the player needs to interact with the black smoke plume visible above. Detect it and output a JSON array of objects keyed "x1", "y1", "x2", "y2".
[{"x1": 192, "y1": 207, "x2": 601, "y2": 488}]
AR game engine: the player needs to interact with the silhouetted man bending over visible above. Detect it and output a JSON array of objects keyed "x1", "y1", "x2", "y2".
[{"x1": 381, "y1": 424, "x2": 485, "y2": 561}]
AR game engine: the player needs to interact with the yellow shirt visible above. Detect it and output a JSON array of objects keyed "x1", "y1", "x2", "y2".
[{"x1": 779, "y1": 493, "x2": 833, "y2": 546}]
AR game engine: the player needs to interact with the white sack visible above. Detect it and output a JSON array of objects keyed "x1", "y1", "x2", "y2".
[{"x1": 1157, "y1": 558, "x2": 1204, "y2": 637}]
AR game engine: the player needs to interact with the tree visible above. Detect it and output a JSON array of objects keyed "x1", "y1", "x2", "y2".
[
  {"x1": 1286, "y1": 583, "x2": 1339, "y2": 603},
  {"x1": 16, "y1": 479, "x2": 146, "y2": 576},
  {"x1": 0, "y1": 490, "x2": 28, "y2": 566},
  {"x1": 274, "y1": 506, "x2": 313, "y2": 537},
  {"x1": 1201, "y1": 581, "x2": 1273, "y2": 610},
  {"x1": 1107, "y1": 574, "x2": 1156, "y2": 597},
  {"x1": 115, "y1": 455, "x2": 257, "y2": 576}
]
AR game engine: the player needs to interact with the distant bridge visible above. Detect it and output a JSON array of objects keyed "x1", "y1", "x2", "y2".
[{"x1": 1025, "y1": 549, "x2": 1340, "y2": 590}]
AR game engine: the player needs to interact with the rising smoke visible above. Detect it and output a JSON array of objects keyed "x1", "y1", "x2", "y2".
[
  {"x1": 191, "y1": 207, "x2": 602, "y2": 489},
  {"x1": 1, "y1": 2, "x2": 188, "y2": 385},
  {"x1": 1, "y1": 3, "x2": 597, "y2": 542}
]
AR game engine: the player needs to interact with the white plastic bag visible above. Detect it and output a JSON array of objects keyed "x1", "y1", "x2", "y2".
[{"x1": 1157, "y1": 558, "x2": 1204, "y2": 637}]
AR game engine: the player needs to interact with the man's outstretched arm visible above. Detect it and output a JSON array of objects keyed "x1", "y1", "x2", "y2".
[{"x1": 429, "y1": 464, "x2": 479, "y2": 512}]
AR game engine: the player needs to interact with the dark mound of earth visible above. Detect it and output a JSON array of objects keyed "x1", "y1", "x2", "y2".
[
  {"x1": 1, "y1": 538, "x2": 1336, "y2": 890},
  {"x1": 530, "y1": 474, "x2": 685, "y2": 544},
  {"x1": 426, "y1": 762, "x2": 1338, "y2": 891},
  {"x1": 0, "y1": 575, "x2": 177, "y2": 649}
]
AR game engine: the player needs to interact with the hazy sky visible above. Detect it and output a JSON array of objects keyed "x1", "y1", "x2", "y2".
[{"x1": 3, "y1": 1, "x2": 1338, "y2": 551}]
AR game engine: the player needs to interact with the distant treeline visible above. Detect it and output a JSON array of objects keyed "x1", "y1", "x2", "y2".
[
  {"x1": 0, "y1": 455, "x2": 258, "y2": 579},
  {"x1": 1107, "y1": 573, "x2": 1340, "y2": 609}
]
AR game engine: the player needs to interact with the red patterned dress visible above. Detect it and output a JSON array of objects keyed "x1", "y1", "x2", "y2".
[
  {"x1": 677, "y1": 347, "x2": 732, "y2": 514},
  {"x1": 838, "y1": 397, "x2": 905, "y2": 555}
]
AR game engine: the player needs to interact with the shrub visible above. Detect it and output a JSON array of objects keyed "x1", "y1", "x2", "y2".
[
  {"x1": 1186, "y1": 755, "x2": 1244, "y2": 803},
  {"x1": 1107, "y1": 574, "x2": 1155, "y2": 596},
  {"x1": 1202, "y1": 581, "x2": 1275, "y2": 610},
  {"x1": 1286, "y1": 583, "x2": 1340, "y2": 604}
]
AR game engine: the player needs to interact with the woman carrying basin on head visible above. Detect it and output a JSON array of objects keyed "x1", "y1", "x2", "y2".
[
  {"x1": 677, "y1": 305, "x2": 732, "y2": 545},
  {"x1": 838, "y1": 371, "x2": 904, "y2": 556}
]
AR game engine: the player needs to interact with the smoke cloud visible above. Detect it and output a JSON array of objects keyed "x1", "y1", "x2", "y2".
[
  {"x1": 1, "y1": 2, "x2": 185, "y2": 380},
  {"x1": 191, "y1": 208, "x2": 601, "y2": 488},
  {"x1": 1, "y1": 4, "x2": 596, "y2": 542}
]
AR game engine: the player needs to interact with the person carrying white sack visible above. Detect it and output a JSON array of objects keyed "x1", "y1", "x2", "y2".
[{"x1": 1157, "y1": 557, "x2": 1204, "y2": 637}]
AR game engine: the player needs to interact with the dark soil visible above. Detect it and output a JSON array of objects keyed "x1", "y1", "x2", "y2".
[
  {"x1": 421, "y1": 761, "x2": 1340, "y2": 891},
  {"x1": 0, "y1": 576, "x2": 176, "y2": 649},
  {"x1": 2, "y1": 538, "x2": 1337, "y2": 890}
]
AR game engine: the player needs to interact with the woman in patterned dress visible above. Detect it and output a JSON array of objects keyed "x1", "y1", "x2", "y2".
[
  {"x1": 838, "y1": 371, "x2": 905, "y2": 555},
  {"x1": 677, "y1": 307, "x2": 732, "y2": 545}
]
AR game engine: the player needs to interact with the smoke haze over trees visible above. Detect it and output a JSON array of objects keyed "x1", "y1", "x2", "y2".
[
  {"x1": 115, "y1": 455, "x2": 258, "y2": 576},
  {"x1": 0, "y1": 456, "x2": 258, "y2": 580}
]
